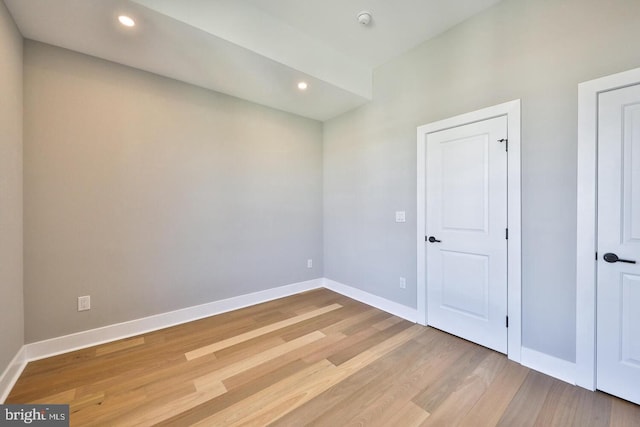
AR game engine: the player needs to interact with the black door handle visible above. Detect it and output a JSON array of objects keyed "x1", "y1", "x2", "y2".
[
  {"x1": 603, "y1": 253, "x2": 636, "y2": 264},
  {"x1": 428, "y1": 236, "x2": 441, "y2": 243}
]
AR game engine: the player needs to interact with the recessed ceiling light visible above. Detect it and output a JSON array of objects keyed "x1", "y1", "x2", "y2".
[
  {"x1": 297, "y1": 82, "x2": 308, "y2": 91},
  {"x1": 118, "y1": 15, "x2": 135, "y2": 27}
]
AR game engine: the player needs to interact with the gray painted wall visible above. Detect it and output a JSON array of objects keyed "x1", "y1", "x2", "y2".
[
  {"x1": 0, "y1": 0, "x2": 23, "y2": 374},
  {"x1": 10, "y1": 0, "x2": 640, "y2": 367},
  {"x1": 324, "y1": 0, "x2": 640, "y2": 362},
  {"x1": 24, "y1": 41, "x2": 323, "y2": 342}
]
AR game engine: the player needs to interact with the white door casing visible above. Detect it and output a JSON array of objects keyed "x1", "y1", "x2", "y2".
[
  {"x1": 595, "y1": 84, "x2": 640, "y2": 405},
  {"x1": 417, "y1": 99, "x2": 522, "y2": 362},
  {"x1": 577, "y1": 67, "x2": 640, "y2": 394},
  {"x1": 426, "y1": 116, "x2": 508, "y2": 353}
]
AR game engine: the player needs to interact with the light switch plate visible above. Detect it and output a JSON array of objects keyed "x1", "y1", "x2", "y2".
[{"x1": 395, "y1": 211, "x2": 406, "y2": 222}]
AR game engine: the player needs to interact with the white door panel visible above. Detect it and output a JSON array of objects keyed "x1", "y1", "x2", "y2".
[
  {"x1": 426, "y1": 116, "x2": 508, "y2": 353},
  {"x1": 623, "y1": 103, "x2": 640, "y2": 243},
  {"x1": 440, "y1": 250, "x2": 489, "y2": 320},
  {"x1": 441, "y1": 135, "x2": 488, "y2": 232},
  {"x1": 597, "y1": 83, "x2": 640, "y2": 405},
  {"x1": 621, "y1": 274, "x2": 640, "y2": 367}
]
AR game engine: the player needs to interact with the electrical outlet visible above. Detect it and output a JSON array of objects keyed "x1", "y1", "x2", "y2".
[
  {"x1": 395, "y1": 211, "x2": 406, "y2": 223},
  {"x1": 399, "y1": 277, "x2": 406, "y2": 289},
  {"x1": 307, "y1": 259, "x2": 313, "y2": 268},
  {"x1": 78, "y1": 295, "x2": 91, "y2": 311}
]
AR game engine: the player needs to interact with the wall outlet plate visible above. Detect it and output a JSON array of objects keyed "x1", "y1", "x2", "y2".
[
  {"x1": 399, "y1": 277, "x2": 406, "y2": 289},
  {"x1": 395, "y1": 211, "x2": 406, "y2": 222},
  {"x1": 78, "y1": 295, "x2": 91, "y2": 311},
  {"x1": 307, "y1": 259, "x2": 313, "y2": 268}
]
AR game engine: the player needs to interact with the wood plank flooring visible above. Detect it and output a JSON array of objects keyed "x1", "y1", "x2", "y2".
[{"x1": 6, "y1": 289, "x2": 640, "y2": 426}]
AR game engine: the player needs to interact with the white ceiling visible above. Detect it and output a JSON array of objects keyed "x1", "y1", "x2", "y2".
[{"x1": 4, "y1": 0, "x2": 502, "y2": 121}]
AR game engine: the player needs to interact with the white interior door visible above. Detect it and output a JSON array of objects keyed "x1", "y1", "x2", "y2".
[
  {"x1": 426, "y1": 116, "x2": 508, "y2": 353},
  {"x1": 597, "y1": 83, "x2": 640, "y2": 405}
]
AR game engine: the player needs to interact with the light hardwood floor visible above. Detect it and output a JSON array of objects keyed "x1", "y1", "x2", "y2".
[{"x1": 7, "y1": 289, "x2": 640, "y2": 426}]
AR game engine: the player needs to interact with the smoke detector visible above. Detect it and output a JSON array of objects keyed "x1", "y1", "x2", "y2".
[{"x1": 357, "y1": 11, "x2": 372, "y2": 26}]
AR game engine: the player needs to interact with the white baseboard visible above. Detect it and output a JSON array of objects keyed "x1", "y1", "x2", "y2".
[
  {"x1": 521, "y1": 346, "x2": 576, "y2": 385},
  {"x1": 21, "y1": 277, "x2": 416, "y2": 364},
  {"x1": 322, "y1": 278, "x2": 418, "y2": 322},
  {"x1": 3, "y1": 277, "x2": 581, "y2": 403},
  {"x1": 0, "y1": 346, "x2": 27, "y2": 403},
  {"x1": 3, "y1": 277, "x2": 416, "y2": 401},
  {"x1": 24, "y1": 278, "x2": 323, "y2": 362}
]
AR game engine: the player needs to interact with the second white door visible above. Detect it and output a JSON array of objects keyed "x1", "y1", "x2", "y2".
[
  {"x1": 596, "y1": 83, "x2": 640, "y2": 405},
  {"x1": 426, "y1": 116, "x2": 508, "y2": 353}
]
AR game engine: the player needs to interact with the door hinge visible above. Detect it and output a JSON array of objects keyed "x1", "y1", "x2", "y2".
[
  {"x1": 506, "y1": 316, "x2": 509, "y2": 328},
  {"x1": 499, "y1": 138, "x2": 508, "y2": 152},
  {"x1": 595, "y1": 252, "x2": 598, "y2": 261},
  {"x1": 505, "y1": 228, "x2": 509, "y2": 240},
  {"x1": 425, "y1": 236, "x2": 428, "y2": 242}
]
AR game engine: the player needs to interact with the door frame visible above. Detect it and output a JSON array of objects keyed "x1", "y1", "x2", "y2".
[
  {"x1": 416, "y1": 99, "x2": 522, "y2": 362},
  {"x1": 576, "y1": 67, "x2": 640, "y2": 390}
]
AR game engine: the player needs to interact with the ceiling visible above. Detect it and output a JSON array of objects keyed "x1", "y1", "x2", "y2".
[{"x1": 4, "y1": 0, "x2": 502, "y2": 121}]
